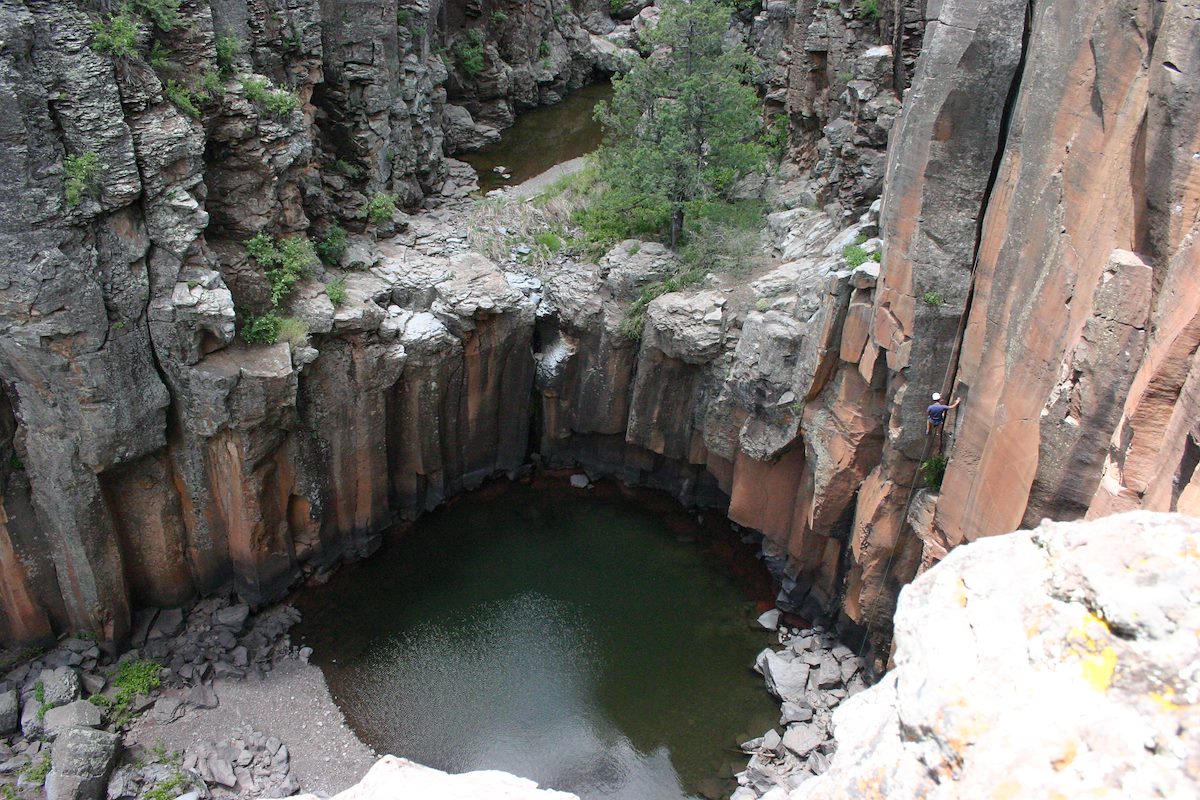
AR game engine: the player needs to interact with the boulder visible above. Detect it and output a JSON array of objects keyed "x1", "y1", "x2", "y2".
[
  {"x1": 45, "y1": 727, "x2": 120, "y2": 800},
  {"x1": 265, "y1": 756, "x2": 578, "y2": 799},
  {"x1": 755, "y1": 649, "x2": 811, "y2": 702},
  {"x1": 0, "y1": 689, "x2": 17, "y2": 734},
  {"x1": 794, "y1": 513, "x2": 1200, "y2": 799},
  {"x1": 43, "y1": 701, "x2": 103, "y2": 738},
  {"x1": 39, "y1": 667, "x2": 82, "y2": 708}
]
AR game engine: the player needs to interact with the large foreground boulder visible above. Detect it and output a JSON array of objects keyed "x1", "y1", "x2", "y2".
[
  {"x1": 45, "y1": 727, "x2": 120, "y2": 800},
  {"x1": 275, "y1": 755, "x2": 579, "y2": 799},
  {"x1": 792, "y1": 512, "x2": 1200, "y2": 799}
]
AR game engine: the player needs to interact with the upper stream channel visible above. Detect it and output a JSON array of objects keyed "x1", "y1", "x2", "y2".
[
  {"x1": 294, "y1": 482, "x2": 780, "y2": 800},
  {"x1": 459, "y1": 82, "x2": 614, "y2": 192}
]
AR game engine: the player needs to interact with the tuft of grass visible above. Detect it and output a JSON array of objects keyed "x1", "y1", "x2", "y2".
[
  {"x1": 364, "y1": 193, "x2": 397, "y2": 225},
  {"x1": 396, "y1": 8, "x2": 412, "y2": 25},
  {"x1": 491, "y1": 10, "x2": 509, "y2": 24},
  {"x1": 91, "y1": 7, "x2": 140, "y2": 59},
  {"x1": 326, "y1": 278, "x2": 347, "y2": 306},
  {"x1": 21, "y1": 755, "x2": 51, "y2": 786},
  {"x1": 277, "y1": 316, "x2": 308, "y2": 346},
  {"x1": 64, "y1": 151, "x2": 100, "y2": 207},
  {"x1": 922, "y1": 290, "x2": 942, "y2": 306},
  {"x1": 534, "y1": 230, "x2": 563, "y2": 253},
  {"x1": 921, "y1": 455, "x2": 948, "y2": 490}
]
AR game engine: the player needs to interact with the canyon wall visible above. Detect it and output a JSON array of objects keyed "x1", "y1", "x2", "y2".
[{"x1": 1, "y1": 0, "x2": 1198, "y2": 656}]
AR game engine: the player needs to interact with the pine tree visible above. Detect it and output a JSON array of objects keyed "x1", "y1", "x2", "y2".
[{"x1": 595, "y1": 0, "x2": 766, "y2": 248}]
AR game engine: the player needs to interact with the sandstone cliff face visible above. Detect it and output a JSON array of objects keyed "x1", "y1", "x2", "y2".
[{"x1": 791, "y1": 512, "x2": 1200, "y2": 799}]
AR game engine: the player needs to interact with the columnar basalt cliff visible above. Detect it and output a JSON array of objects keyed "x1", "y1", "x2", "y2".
[{"x1": 1, "y1": 0, "x2": 1198, "y2": 666}]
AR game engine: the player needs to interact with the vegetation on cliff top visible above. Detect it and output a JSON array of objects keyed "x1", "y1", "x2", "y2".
[{"x1": 594, "y1": 0, "x2": 766, "y2": 248}]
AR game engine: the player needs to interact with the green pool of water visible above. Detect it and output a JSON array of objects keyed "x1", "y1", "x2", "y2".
[
  {"x1": 294, "y1": 482, "x2": 779, "y2": 800},
  {"x1": 459, "y1": 82, "x2": 614, "y2": 192}
]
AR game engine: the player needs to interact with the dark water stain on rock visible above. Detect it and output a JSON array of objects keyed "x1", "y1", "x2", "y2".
[{"x1": 294, "y1": 481, "x2": 779, "y2": 800}]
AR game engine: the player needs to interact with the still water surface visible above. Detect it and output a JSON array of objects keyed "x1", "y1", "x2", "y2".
[
  {"x1": 460, "y1": 82, "x2": 614, "y2": 192},
  {"x1": 294, "y1": 483, "x2": 778, "y2": 800}
]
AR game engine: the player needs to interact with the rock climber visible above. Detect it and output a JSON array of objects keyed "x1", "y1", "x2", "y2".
[{"x1": 926, "y1": 392, "x2": 960, "y2": 435}]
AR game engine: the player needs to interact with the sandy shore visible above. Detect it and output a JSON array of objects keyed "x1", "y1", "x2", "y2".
[{"x1": 128, "y1": 657, "x2": 376, "y2": 797}]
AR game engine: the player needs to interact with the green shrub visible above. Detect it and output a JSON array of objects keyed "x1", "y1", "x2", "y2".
[
  {"x1": 316, "y1": 224, "x2": 348, "y2": 264},
  {"x1": 245, "y1": 233, "x2": 317, "y2": 306},
  {"x1": 331, "y1": 159, "x2": 362, "y2": 179},
  {"x1": 396, "y1": 9, "x2": 412, "y2": 25},
  {"x1": 148, "y1": 39, "x2": 171, "y2": 70},
  {"x1": 455, "y1": 34, "x2": 486, "y2": 77},
  {"x1": 764, "y1": 114, "x2": 789, "y2": 159},
  {"x1": 491, "y1": 10, "x2": 509, "y2": 24},
  {"x1": 857, "y1": 0, "x2": 880, "y2": 21},
  {"x1": 842, "y1": 244, "x2": 870, "y2": 268},
  {"x1": 921, "y1": 455, "x2": 948, "y2": 491},
  {"x1": 263, "y1": 89, "x2": 300, "y2": 116},
  {"x1": 242, "y1": 76, "x2": 300, "y2": 116},
  {"x1": 364, "y1": 193, "x2": 397, "y2": 225},
  {"x1": 165, "y1": 79, "x2": 201, "y2": 117},
  {"x1": 242, "y1": 312, "x2": 282, "y2": 344},
  {"x1": 115, "y1": 659, "x2": 161, "y2": 697},
  {"x1": 923, "y1": 290, "x2": 942, "y2": 306},
  {"x1": 197, "y1": 68, "x2": 223, "y2": 97},
  {"x1": 411, "y1": 25, "x2": 426, "y2": 38},
  {"x1": 215, "y1": 35, "x2": 242, "y2": 75},
  {"x1": 326, "y1": 278, "x2": 347, "y2": 306},
  {"x1": 571, "y1": 185, "x2": 671, "y2": 254},
  {"x1": 242, "y1": 75, "x2": 270, "y2": 103},
  {"x1": 538, "y1": 40, "x2": 551, "y2": 59},
  {"x1": 97, "y1": 658, "x2": 162, "y2": 728},
  {"x1": 64, "y1": 151, "x2": 100, "y2": 207},
  {"x1": 91, "y1": 8, "x2": 140, "y2": 59},
  {"x1": 132, "y1": 0, "x2": 182, "y2": 31}
]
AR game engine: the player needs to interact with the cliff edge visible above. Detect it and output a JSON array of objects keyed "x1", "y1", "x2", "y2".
[{"x1": 791, "y1": 511, "x2": 1200, "y2": 799}]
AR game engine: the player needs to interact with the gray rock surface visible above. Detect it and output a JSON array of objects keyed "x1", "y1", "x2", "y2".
[
  {"x1": 42, "y1": 701, "x2": 103, "y2": 739},
  {"x1": 0, "y1": 690, "x2": 17, "y2": 734},
  {"x1": 45, "y1": 727, "x2": 120, "y2": 800}
]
